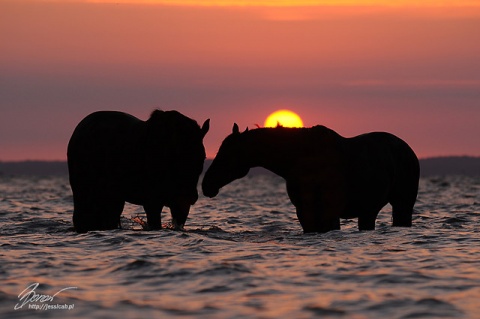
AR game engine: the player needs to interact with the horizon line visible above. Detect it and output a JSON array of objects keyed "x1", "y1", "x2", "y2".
[{"x1": 1, "y1": 155, "x2": 480, "y2": 163}]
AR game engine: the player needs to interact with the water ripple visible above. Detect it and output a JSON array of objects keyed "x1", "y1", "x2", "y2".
[{"x1": 0, "y1": 175, "x2": 479, "y2": 318}]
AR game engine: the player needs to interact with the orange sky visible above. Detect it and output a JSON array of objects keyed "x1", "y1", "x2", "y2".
[
  {"x1": 85, "y1": 0, "x2": 480, "y2": 6},
  {"x1": 1, "y1": 0, "x2": 479, "y2": 160}
]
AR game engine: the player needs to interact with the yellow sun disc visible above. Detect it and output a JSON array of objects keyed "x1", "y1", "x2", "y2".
[{"x1": 264, "y1": 109, "x2": 304, "y2": 128}]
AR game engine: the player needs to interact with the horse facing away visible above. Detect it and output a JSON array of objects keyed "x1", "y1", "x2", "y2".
[{"x1": 202, "y1": 124, "x2": 420, "y2": 233}]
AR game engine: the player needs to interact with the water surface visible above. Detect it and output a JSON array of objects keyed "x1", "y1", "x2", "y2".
[{"x1": 1, "y1": 174, "x2": 479, "y2": 318}]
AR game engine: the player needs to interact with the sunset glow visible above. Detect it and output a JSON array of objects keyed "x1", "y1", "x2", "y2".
[
  {"x1": 84, "y1": 0, "x2": 480, "y2": 6},
  {"x1": 265, "y1": 110, "x2": 304, "y2": 128},
  {"x1": 1, "y1": 0, "x2": 479, "y2": 160}
]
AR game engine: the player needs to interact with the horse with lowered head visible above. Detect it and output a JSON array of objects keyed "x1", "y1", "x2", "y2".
[{"x1": 202, "y1": 124, "x2": 419, "y2": 233}]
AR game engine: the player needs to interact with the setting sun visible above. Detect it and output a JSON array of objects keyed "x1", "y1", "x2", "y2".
[{"x1": 264, "y1": 110, "x2": 304, "y2": 128}]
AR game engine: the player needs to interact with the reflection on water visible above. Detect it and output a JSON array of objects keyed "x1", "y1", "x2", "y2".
[{"x1": 0, "y1": 174, "x2": 479, "y2": 318}]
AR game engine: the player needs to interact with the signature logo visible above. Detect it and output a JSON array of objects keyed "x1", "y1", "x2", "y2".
[{"x1": 14, "y1": 283, "x2": 77, "y2": 311}]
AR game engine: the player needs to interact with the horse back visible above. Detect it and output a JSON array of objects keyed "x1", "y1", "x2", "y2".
[
  {"x1": 67, "y1": 111, "x2": 146, "y2": 179},
  {"x1": 70, "y1": 111, "x2": 140, "y2": 138},
  {"x1": 69, "y1": 111, "x2": 142, "y2": 151},
  {"x1": 346, "y1": 132, "x2": 419, "y2": 181}
]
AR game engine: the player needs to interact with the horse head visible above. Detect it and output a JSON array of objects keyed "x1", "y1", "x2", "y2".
[{"x1": 202, "y1": 123, "x2": 250, "y2": 198}]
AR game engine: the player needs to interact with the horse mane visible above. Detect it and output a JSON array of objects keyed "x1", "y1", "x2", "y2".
[
  {"x1": 248, "y1": 124, "x2": 336, "y2": 134},
  {"x1": 148, "y1": 109, "x2": 200, "y2": 132},
  {"x1": 243, "y1": 125, "x2": 341, "y2": 144},
  {"x1": 149, "y1": 109, "x2": 164, "y2": 120},
  {"x1": 146, "y1": 109, "x2": 205, "y2": 157}
]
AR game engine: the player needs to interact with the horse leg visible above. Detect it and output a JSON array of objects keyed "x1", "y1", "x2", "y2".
[
  {"x1": 391, "y1": 204, "x2": 413, "y2": 227},
  {"x1": 144, "y1": 203, "x2": 163, "y2": 230},
  {"x1": 296, "y1": 207, "x2": 318, "y2": 233},
  {"x1": 296, "y1": 193, "x2": 340, "y2": 233},
  {"x1": 389, "y1": 165, "x2": 418, "y2": 227},
  {"x1": 72, "y1": 190, "x2": 95, "y2": 233},
  {"x1": 73, "y1": 188, "x2": 124, "y2": 232},
  {"x1": 358, "y1": 211, "x2": 379, "y2": 230},
  {"x1": 316, "y1": 185, "x2": 343, "y2": 232},
  {"x1": 288, "y1": 180, "x2": 341, "y2": 233},
  {"x1": 97, "y1": 197, "x2": 124, "y2": 230},
  {"x1": 390, "y1": 190, "x2": 415, "y2": 227},
  {"x1": 316, "y1": 213, "x2": 341, "y2": 233}
]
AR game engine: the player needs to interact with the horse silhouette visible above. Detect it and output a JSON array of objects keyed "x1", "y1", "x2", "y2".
[
  {"x1": 68, "y1": 110, "x2": 209, "y2": 233},
  {"x1": 202, "y1": 124, "x2": 419, "y2": 233}
]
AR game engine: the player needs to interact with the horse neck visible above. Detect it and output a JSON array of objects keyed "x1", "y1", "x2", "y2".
[{"x1": 241, "y1": 129, "x2": 299, "y2": 178}]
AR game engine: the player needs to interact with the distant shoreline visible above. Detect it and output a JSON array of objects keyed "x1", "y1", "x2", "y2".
[{"x1": 0, "y1": 156, "x2": 479, "y2": 177}]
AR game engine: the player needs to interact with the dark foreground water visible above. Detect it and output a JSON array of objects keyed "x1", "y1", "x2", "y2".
[{"x1": 0, "y1": 174, "x2": 479, "y2": 318}]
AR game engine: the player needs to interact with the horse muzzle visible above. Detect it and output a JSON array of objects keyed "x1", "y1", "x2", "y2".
[{"x1": 202, "y1": 186, "x2": 219, "y2": 198}]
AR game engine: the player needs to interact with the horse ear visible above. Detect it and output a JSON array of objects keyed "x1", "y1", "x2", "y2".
[
  {"x1": 232, "y1": 123, "x2": 240, "y2": 134},
  {"x1": 201, "y1": 119, "x2": 210, "y2": 138},
  {"x1": 244, "y1": 127, "x2": 249, "y2": 133}
]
